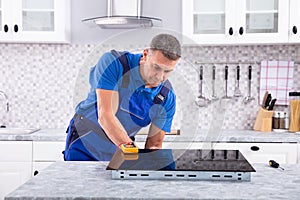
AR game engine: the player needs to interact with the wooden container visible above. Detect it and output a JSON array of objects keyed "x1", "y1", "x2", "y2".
[
  {"x1": 289, "y1": 100, "x2": 300, "y2": 132},
  {"x1": 253, "y1": 107, "x2": 274, "y2": 132}
]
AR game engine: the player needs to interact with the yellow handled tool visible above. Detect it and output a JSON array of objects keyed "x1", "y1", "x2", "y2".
[{"x1": 119, "y1": 142, "x2": 139, "y2": 154}]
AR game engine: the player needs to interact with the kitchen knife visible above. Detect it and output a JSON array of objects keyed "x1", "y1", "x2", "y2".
[
  {"x1": 264, "y1": 94, "x2": 272, "y2": 109},
  {"x1": 261, "y1": 91, "x2": 269, "y2": 108},
  {"x1": 268, "y1": 98, "x2": 277, "y2": 110}
]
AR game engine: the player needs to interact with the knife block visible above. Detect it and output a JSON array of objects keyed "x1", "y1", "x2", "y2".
[{"x1": 253, "y1": 107, "x2": 274, "y2": 132}]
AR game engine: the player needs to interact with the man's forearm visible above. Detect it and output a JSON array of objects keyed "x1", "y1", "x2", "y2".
[
  {"x1": 98, "y1": 112, "x2": 132, "y2": 146},
  {"x1": 145, "y1": 125, "x2": 165, "y2": 149}
]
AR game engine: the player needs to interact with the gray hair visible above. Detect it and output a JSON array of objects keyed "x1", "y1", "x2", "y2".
[{"x1": 150, "y1": 34, "x2": 181, "y2": 61}]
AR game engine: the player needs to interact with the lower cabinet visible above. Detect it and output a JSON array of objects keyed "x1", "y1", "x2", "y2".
[
  {"x1": 0, "y1": 141, "x2": 32, "y2": 200},
  {"x1": 0, "y1": 140, "x2": 65, "y2": 200},
  {"x1": 210, "y1": 142, "x2": 297, "y2": 164},
  {"x1": 32, "y1": 141, "x2": 65, "y2": 176},
  {"x1": 0, "y1": 162, "x2": 32, "y2": 200}
]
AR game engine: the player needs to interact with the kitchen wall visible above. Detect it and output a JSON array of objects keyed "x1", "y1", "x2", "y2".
[
  {"x1": 0, "y1": 42, "x2": 299, "y2": 130},
  {"x1": 0, "y1": 0, "x2": 299, "y2": 131}
]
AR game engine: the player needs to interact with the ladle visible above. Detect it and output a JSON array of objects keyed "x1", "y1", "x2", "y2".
[
  {"x1": 222, "y1": 65, "x2": 232, "y2": 99},
  {"x1": 243, "y1": 65, "x2": 255, "y2": 103},
  {"x1": 233, "y1": 65, "x2": 242, "y2": 97},
  {"x1": 195, "y1": 65, "x2": 210, "y2": 107},
  {"x1": 211, "y1": 65, "x2": 218, "y2": 101}
]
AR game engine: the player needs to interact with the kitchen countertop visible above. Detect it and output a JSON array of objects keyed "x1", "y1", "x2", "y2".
[
  {"x1": 0, "y1": 128, "x2": 300, "y2": 143},
  {"x1": 5, "y1": 161, "x2": 300, "y2": 200}
]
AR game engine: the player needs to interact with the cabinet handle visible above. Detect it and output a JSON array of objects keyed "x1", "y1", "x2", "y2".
[
  {"x1": 239, "y1": 27, "x2": 244, "y2": 35},
  {"x1": 292, "y1": 26, "x2": 297, "y2": 34},
  {"x1": 250, "y1": 146, "x2": 260, "y2": 151},
  {"x1": 4, "y1": 24, "x2": 9, "y2": 32},
  {"x1": 229, "y1": 27, "x2": 234, "y2": 35},
  {"x1": 14, "y1": 24, "x2": 18, "y2": 33},
  {"x1": 34, "y1": 170, "x2": 39, "y2": 176}
]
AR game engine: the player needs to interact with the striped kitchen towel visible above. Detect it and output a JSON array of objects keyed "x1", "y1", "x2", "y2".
[{"x1": 260, "y1": 61, "x2": 294, "y2": 105}]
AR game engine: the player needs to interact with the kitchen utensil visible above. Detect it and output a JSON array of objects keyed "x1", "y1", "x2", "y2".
[
  {"x1": 195, "y1": 66, "x2": 210, "y2": 107},
  {"x1": 268, "y1": 98, "x2": 277, "y2": 110},
  {"x1": 264, "y1": 94, "x2": 272, "y2": 109},
  {"x1": 233, "y1": 65, "x2": 242, "y2": 97},
  {"x1": 211, "y1": 65, "x2": 218, "y2": 101},
  {"x1": 222, "y1": 65, "x2": 232, "y2": 99},
  {"x1": 243, "y1": 65, "x2": 255, "y2": 103},
  {"x1": 261, "y1": 91, "x2": 269, "y2": 108}
]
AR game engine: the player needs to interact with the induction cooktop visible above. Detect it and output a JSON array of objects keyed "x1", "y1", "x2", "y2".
[{"x1": 107, "y1": 149, "x2": 256, "y2": 181}]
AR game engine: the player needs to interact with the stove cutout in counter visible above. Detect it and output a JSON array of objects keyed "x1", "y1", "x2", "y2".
[{"x1": 107, "y1": 149, "x2": 256, "y2": 181}]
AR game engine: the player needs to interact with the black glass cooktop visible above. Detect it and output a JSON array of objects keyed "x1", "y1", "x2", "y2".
[{"x1": 107, "y1": 149, "x2": 256, "y2": 172}]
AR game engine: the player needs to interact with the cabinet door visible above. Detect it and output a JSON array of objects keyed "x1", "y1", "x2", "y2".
[
  {"x1": 212, "y1": 143, "x2": 297, "y2": 164},
  {"x1": 289, "y1": 0, "x2": 300, "y2": 43},
  {"x1": 0, "y1": 0, "x2": 70, "y2": 43},
  {"x1": 0, "y1": 162, "x2": 32, "y2": 200},
  {"x1": 16, "y1": 0, "x2": 70, "y2": 43},
  {"x1": 0, "y1": 141, "x2": 32, "y2": 161},
  {"x1": 182, "y1": 0, "x2": 237, "y2": 44},
  {"x1": 33, "y1": 141, "x2": 65, "y2": 162},
  {"x1": 235, "y1": 0, "x2": 289, "y2": 44},
  {"x1": 0, "y1": 141, "x2": 32, "y2": 200},
  {"x1": 0, "y1": 0, "x2": 12, "y2": 39}
]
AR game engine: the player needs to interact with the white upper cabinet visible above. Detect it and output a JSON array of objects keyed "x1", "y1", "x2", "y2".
[
  {"x1": 182, "y1": 0, "x2": 289, "y2": 45},
  {"x1": 0, "y1": 0, "x2": 70, "y2": 43},
  {"x1": 289, "y1": 0, "x2": 300, "y2": 43},
  {"x1": 235, "y1": 0, "x2": 288, "y2": 44},
  {"x1": 182, "y1": 0, "x2": 236, "y2": 44}
]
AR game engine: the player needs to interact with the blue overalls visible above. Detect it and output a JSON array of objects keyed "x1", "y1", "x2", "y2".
[{"x1": 64, "y1": 50, "x2": 173, "y2": 161}]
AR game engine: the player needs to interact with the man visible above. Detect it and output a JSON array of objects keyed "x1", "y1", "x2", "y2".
[{"x1": 64, "y1": 33, "x2": 181, "y2": 161}]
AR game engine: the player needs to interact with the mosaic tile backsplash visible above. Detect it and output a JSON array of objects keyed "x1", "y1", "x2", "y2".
[{"x1": 0, "y1": 43, "x2": 299, "y2": 131}]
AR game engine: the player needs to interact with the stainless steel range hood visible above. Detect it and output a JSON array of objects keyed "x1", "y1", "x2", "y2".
[{"x1": 82, "y1": 0, "x2": 162, "y2": 29}]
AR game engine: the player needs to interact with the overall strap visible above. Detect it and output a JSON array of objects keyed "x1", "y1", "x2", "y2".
[
  {"x1": 153, "y1": 80, "x2": 172, "y2": 104},
  {"x1": 111, "y1": 49, "x2": 130, "y2": 88}
]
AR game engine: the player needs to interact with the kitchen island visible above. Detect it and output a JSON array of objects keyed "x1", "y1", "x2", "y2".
[{"x1": 5, "y1": 161, "x2": 300, "y2": 200}]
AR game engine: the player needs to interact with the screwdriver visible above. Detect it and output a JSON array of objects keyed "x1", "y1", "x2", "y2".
[{"x1": 269, "y1": 160, "x2": 284, "y2": 170}]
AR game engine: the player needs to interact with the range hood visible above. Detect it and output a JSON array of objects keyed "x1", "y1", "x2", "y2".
[{"x1": 82, "y1": 0, "x2": 162, "y2": 29}]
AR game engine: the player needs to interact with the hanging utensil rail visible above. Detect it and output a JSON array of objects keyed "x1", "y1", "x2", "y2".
[{"x1": 195, "y1": 61, "x2": 260, "y2": 65}]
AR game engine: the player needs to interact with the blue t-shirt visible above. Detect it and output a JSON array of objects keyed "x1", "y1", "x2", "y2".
[{"x1": 75, "y1": 51, "x2": 176, "y2": 133}]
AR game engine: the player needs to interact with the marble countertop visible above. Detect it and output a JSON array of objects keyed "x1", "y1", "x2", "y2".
[
  {"x1": 0, "y1": 128, "x2": 300, "y2": 143},
  {"x1": 5, "y1": 161, "x2": 300, "y2": 200}
]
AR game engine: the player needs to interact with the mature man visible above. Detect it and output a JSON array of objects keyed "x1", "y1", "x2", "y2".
[{"x1": 64, "y1": 33, "x2": 181, "y2": 161}]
